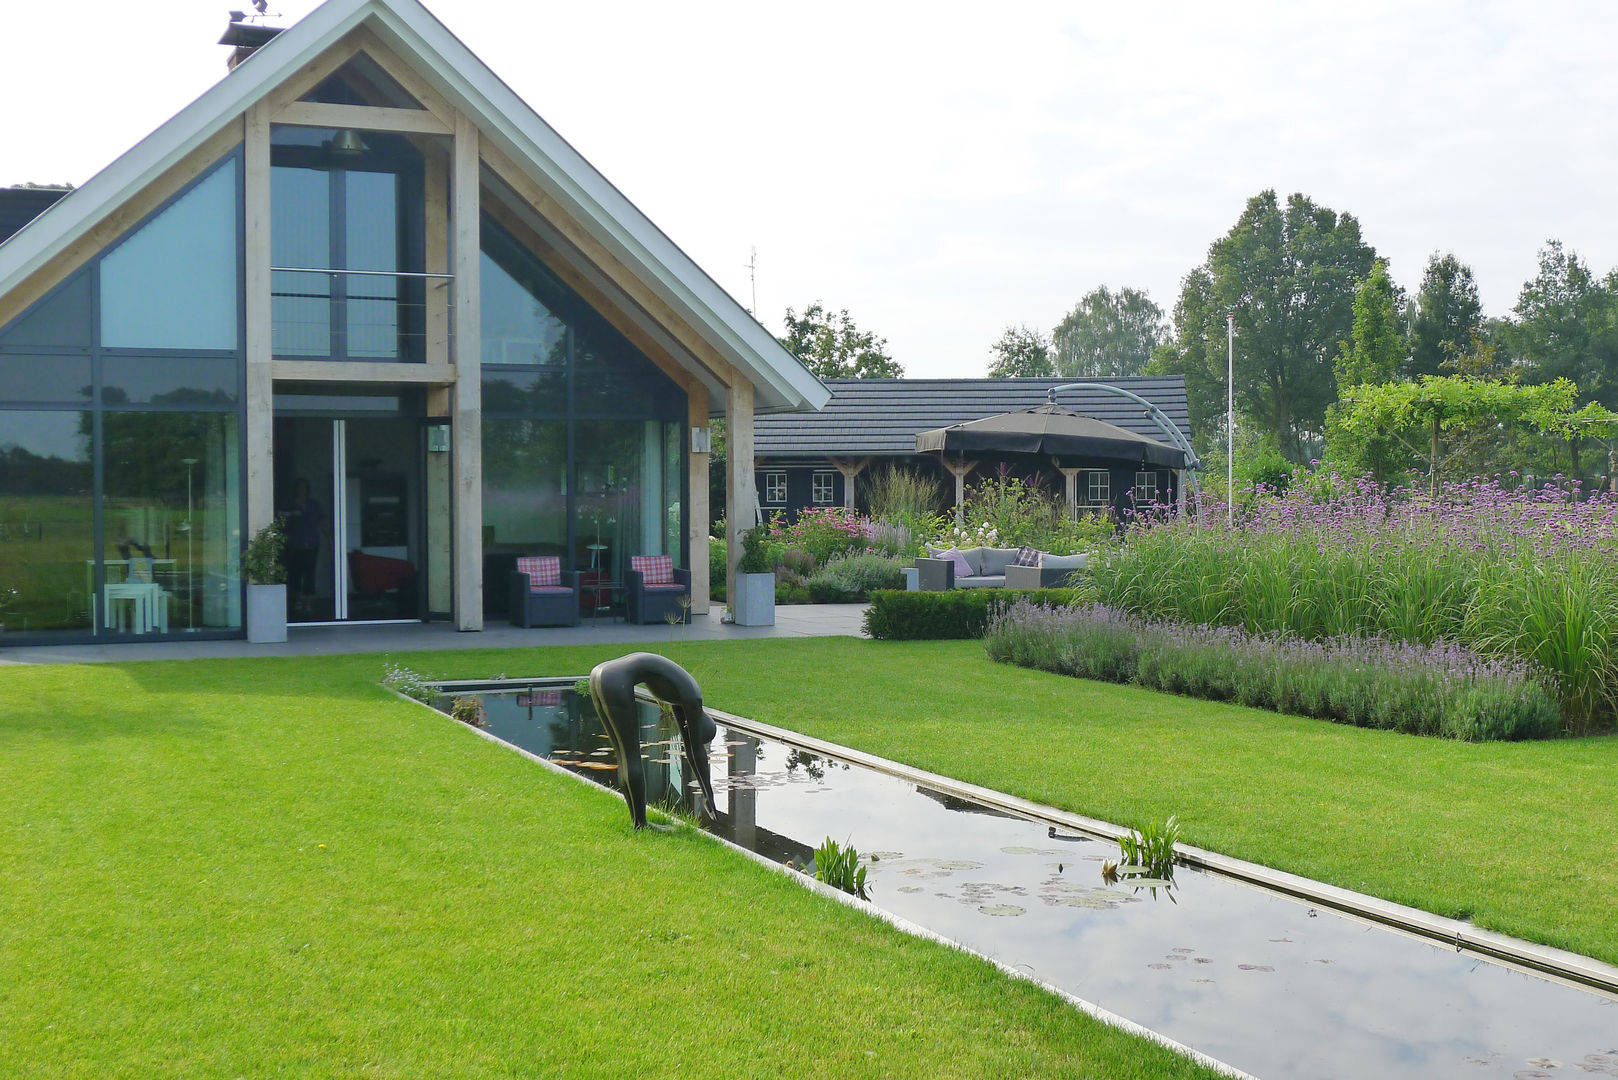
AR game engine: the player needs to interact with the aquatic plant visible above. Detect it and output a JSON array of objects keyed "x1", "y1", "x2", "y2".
[
  {"x1": 381, "y1": 663, "x2": 435, "y2": 704},
  {"x1": 812, "y1": 836, "x2": 870, "y2": 900},
  {"x1": 449, "y1": 695, "x2": 487, "y2": 728},
  {"x1": 986, "y1": 600, "x2": 1564, "y2": 740},
  {"x1": 1116, "y1": 816, "x2": 1180, "y2": 880}
]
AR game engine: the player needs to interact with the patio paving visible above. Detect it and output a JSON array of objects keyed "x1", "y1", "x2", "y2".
[{"x1": 0, "y1": 604, "x2": 870, "y2": 666}]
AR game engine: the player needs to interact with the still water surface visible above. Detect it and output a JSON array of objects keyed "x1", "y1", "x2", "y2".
[{"x1": 450, "y1": 683, "x2": 1618, "y2": 1080}]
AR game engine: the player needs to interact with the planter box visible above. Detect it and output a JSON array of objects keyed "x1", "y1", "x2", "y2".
[
  {"x1": 246, "y1": 583, "x2": 287, "y2": 643},
  {"x1": 733, "y1": 572, "x2": 776, "y2": 627}
]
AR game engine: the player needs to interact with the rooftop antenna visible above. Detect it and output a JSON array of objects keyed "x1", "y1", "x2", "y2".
[{"x1": 745, "y1": 246, "x2": 758, "y2": 316}]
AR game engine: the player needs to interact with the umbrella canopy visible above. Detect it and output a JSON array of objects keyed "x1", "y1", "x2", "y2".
[{"x1": 914, "y1": 404, "x2": 1187, "y2": 469}]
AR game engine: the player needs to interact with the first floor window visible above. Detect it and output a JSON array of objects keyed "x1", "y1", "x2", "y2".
[
  {"x1": 811, "y1": 472, "x2": 836, "y2": 505},
  {"x1": 1086, "y1": 471, "x2": 1110, "y2": 505},
  {"x1": 764, "y1": 471, "x2": 787, "y2": 504},
  {"x1": 1133, "y1": 471, "x2": 1160, "y2": 504}
]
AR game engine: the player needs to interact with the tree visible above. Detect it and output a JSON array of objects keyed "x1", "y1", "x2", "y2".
[
  {"x1": 779, "y1": 303, "x2": 902, "y2": 379},
  {"x1": 1409, "y1": 253, "x2": 1482, "y2": 378},
  {"x1": 1157, "y1": 191, "x2": 1377, "y2": 463},
  {"x1": 1325, "y1": 260, "x2": 1410, "y2": 480},
  {"x1": 1050, "y1": 286, "x2": 1165, "y2": 378},
  {"x1": 1336, "y1": 375, "x2": 1610, "y2": 495},
  {"x1": 986, "y1": 325, "x2": 1054, "y2": 377},
  {"x1": 1145, "y1": 267, "x2": 1227, "y2": 456},
  {"x1": 1506, "y1": 241, "x2": 1618, "y2": 408}
]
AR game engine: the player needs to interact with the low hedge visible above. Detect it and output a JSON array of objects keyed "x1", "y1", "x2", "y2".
[{"x1": 863, "y1": 588, "x2": 1084, "y2": 641}]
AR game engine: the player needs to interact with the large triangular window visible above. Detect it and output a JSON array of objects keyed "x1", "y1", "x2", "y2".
[{"x1": 299, "y1": 53, "x2": 424, "y2": 110}]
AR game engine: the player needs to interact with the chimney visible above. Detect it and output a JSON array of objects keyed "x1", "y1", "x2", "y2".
[{"x1": 219, "y1": 13, "x2": 284, "y2": 71}]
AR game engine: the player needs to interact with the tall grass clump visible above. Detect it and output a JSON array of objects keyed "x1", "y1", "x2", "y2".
[
  {"x1": 1095, "y1": 475, "x2": 1618, "y2": 732},
  {"x1": 985, "y1": 600, "x2": 1564, "y2": 741}
]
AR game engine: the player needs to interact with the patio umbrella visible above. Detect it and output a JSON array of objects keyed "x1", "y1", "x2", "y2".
[{"x1": 914, "y1": 404, "x2": 1187, "y2": 469}]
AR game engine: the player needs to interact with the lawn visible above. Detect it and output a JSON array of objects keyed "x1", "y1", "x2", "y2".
[
  {"x1": 0, "y1": 652, "x2": 1224, "y2": 1079},
  {"x1": 345, "y1": 635, "x2": 1615, "y2": 968}
]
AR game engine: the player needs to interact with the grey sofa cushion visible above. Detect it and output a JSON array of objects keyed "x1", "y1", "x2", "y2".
[
  {"x1": 956, "y1": 546, "x2": 988, "y2": 575},
  {"x1": 1040, "y1": 552, "x2": 1089, "y2": 571},
  {"x1": 956, "y1": 575, "x2": 1005, "y2": 589},
  {"x1": 978, "y1": 546, "x2": 1021, "y2": 576}
]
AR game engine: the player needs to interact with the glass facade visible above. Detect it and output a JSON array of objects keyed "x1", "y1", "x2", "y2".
[
  {"x1": 0, "y1": 151, "x2": 245, "y2": 643},
  {"x1": 269, "y1": 125, "x2": 434, "y2": 362},
  {"x1": 479, "y1": 214, "x2": 686, "y2": 617}
]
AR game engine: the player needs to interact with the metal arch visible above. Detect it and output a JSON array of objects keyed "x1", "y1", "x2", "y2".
[{"x1": 1045, "y1": 382, "x2": 1201, "y2": 495}]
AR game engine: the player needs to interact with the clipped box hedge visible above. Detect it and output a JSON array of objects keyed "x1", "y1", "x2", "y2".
[{"x1": 863, "y1": 588, "x2": 1084, "y2": 641}]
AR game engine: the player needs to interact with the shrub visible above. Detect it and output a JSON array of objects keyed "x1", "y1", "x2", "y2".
[
  {"x1": 933, "y1": 475, "x2": 1116, "y2": 555},
  {"x1": 707, "y1": 537, "x2": 726, "y2": 602},
  {"x1": 1099, "y1": 475, "x2": 1618, "y2": 732},
  {"x1": 863, "y1": 588, "x2": 1084, "y2": 641},
  {"x1": 807, "y1": 552, "x2": 906, "y2": 603},
  {"x1": 243, "y1": 520, "x2": 287, "y2": 586},
  {"x1": 985, "y1": 600, "x2": 1565, "y2": 741},
  {"x1": 866, "y1": 464, "x2": 947, "y2": 522},
  {"x1": 737, "y1": 525, "x2": 773, "y2": 574},
  {"x1": 769, "y1": 507, "x2": 870, "y2": 564}
]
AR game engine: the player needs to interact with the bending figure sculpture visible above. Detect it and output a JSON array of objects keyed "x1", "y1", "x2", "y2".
[{"x1": 588, "y1": 652, "x2": 718, "y2": 829}]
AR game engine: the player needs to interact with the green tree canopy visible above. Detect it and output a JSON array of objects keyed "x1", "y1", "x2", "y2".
[
  {"x1": 1336, "y1": 374, "x2": 1611, "y2": 494},
  {"x1": 1336, "y1": 259, "x2": 1405, "y2": 388},
  {"x1": 1157, "y1": 190, "x2": 1377, "y2": 464},
  {"x1": 1504, "y1": 241, "x2": 1618, "y2": 411},
  {"x1": 1410, "y1": 252, "x2": 1482, "y2": 378},
  {"x1": 1051, "y1": 286, "x2": 1165, "y2": 378},
  {"x1": 986, "y1": 324, "x2": 1054, "y2": 377},
  {"x1": 779, "y1": 303, "x2": 903, "y2": 379}
]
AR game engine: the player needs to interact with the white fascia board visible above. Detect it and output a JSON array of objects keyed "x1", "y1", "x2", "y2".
[
  {"x1": 361, "y1": 0, "x2": 830, "y2": 414},
  {"x1": 0, "y1": 0, "x2": 375, "y2": 300}
]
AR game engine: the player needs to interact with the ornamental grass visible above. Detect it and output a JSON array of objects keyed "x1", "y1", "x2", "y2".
[
  {"x1": 985, "y1": 599, "x2": 1564, "y2": 741},
  {"x1": 1094, "y1": 475, "x2": 1618, "y2": 732}
]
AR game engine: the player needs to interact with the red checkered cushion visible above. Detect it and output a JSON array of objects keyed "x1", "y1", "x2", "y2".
[
  {"x1": 516, "y1": 555, "x2": 561, "y2": 589},
  {"x1": 630, "y1": 554, "x2": 673, "y2": 585}
]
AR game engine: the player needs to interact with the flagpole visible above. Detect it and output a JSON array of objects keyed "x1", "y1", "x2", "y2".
[{"x1": 1226, "y1": 313, "x2": 1235, "y2": 526}]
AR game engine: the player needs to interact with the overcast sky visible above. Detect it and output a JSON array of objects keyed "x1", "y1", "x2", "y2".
[{"x1": 5, "y1": 0, "x2": 1617, "y2": 377}]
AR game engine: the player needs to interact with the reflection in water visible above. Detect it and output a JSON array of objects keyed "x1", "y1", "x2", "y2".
[{"x1": 442, "y1": 683, "x2": 1618, "y2": 1080}]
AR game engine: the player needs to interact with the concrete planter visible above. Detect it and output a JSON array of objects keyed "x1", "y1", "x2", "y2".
[
  {"x1": 246, "y1": 583, "x2": 287, "y2": 643},
  {"x1": 733, "y1": 572, "x2": 776, "y2": 627}
]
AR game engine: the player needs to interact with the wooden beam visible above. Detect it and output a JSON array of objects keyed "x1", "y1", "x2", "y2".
[
  {"x1": 451, "y1": 112, "x2": 483, "y2": 631},
  {"x1": 829, "y1": 456, "x2": 870, "y2": 510},
  {"x1": 270, "y1": 100, "x2": 451, "y2": 135},
  {"x1": 269, "y1": 360, "x2": 457, "y2": 384},
  {"x1": 0, "y1": 124, "x2": 243, "y2": 331},
  {"x1": 262, "y1": 31, "x2": 367, "y2": 113},
  {"x1": 725, "y1": 381, "x2": 755, "y2": 609},
  {"x1": 687, "y1": 385, "x2": 711, "y2": 614},
  {"x1": 422, "y1": 145, "x2": 451, "y2": 368},
  {"x1": 941, "y1": 457, "x2": 978, "y2": 528},
  {"x1": 244, "y1": 105, "x2": 274, "y2": 537},
  {"x1": 478, "y1": 141, "x2": 742, "y2": 391},
  {"x1": 347, "y1": 28, "x2": 458, "y2": 130}
]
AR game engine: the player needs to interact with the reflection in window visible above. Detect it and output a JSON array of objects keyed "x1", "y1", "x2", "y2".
[
  {"x1": 1132, "y1": 471, "x2": 1159, "y2": 505},
  {"x1": 0, "y1": 354, "x2": 92, "y2": 403},
  {"x1": 100, "y1": 157, "x2": 239, "y2": 351},
  {"x1": 0, "y1": 269, "x2": 93, "y2": 350},
  {"x1": 100, "y1": 412, "x2": 241, "y2": 633},
  {"x1": 100, "y1": 356, "x2": 239, "y2": 406},
  {"x1": 764, "y1": 472, "x2": 787, "y2": 504},
  {"x1": 482, "y1": 419, "x2": 567, "y2": 556},
  {"x1": 812, "y1": 472, "x2": 835, "y2": 505},
  {"x1": 480, "y1": 231, "x2": 568, "y2": 367},
  {"x1": 482, "y1": 368, "x2": 565, "y2": 414},
  {"x1": 0, "y1": 411, "x2": 94, "y2": 635},
  {"x1": 1086, "y1": 471, "x2": 1110, "y2": 505}
]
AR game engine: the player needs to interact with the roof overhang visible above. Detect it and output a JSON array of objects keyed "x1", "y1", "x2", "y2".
[{"x1": 0, "y1": 0, "x2": 829, "y2": 415}]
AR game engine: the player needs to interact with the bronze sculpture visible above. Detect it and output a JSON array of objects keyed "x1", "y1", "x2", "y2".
[{"x1": 587, "y1": 652, "x2": 718, "y2": 829}]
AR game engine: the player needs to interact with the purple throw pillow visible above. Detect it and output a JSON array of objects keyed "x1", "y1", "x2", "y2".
[
  {"x1": 944, "y1": 548, "x2": 974, "y2": 578},
  {"x1": 1013, "y1": 546, "x2": 1041, "y2": 567}
]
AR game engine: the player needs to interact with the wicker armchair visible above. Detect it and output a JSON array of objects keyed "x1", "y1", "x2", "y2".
[{"x1": 508, "y1": 555, "x2": 581, "y2": 627}]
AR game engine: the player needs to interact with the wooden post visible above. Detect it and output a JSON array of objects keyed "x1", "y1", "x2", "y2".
[
  {"x1": 725, "y1": 381, "x2": 755, "y2": 610},
  {"x1": 942, "y1": 457, "x2": 977, "y2": 528},
  {"x1": 687, "y1": 385, "x2": 710, "y2": 614},
  {"x1": 830, "y1": 456, "x2": 870, "y2": 510},
  {"x1": 1058, "y1": 467, "x2": 1083, "y2": 521},
  {"x1": 451, "y1": 113, "x2": 483, "y2": 630},
  {"x1": 243, "y1": 106, "x2": 273, "y2": 537}
]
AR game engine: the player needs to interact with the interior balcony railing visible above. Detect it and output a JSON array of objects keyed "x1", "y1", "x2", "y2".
[{"x1": 270, "y1": 267, "x2": 453, "y2": 364}]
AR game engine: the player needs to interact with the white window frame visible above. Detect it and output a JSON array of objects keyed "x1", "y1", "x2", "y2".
[
  {"x1": 1086, "y1": 471, "x2": 1110, "y2": 505},
  {"x1": 811, "y1": 471, "x2": 836, "y2": 505},
  {"x1": 1133, "y1": 471, "x2": 1160, "y2": 504},
  {"x1": 763, "y1": 471, "x2": 787, "y2": 504}
]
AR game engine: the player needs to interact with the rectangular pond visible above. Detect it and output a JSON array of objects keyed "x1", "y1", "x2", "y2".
[{"x1": 436, "y1": 680, "x2": 1618, "y2": 1080}]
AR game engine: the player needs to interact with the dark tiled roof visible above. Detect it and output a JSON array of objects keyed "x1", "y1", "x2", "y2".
[
  {"x1": 755, "y1": 376, "x2": 1191, "y2": 457},
  {"x1": 0, "y1": 188, "x2": 71, "y2": 245}
]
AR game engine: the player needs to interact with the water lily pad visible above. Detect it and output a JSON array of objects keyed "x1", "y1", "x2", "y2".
[
  {"x1": 1116, "y1": 864, "x2": 1153, "y2": 876},
  {"x1": 977, "y1": 904, "x2": 1024, "y2": 917},
  {"x1": 1237, "y1": 964, "x2": 1274, "y2": 972},
  {"x1": 896, "y1": 886, "x2": 924, "y2": 894},
  {"x1": 1126, "y1": 877, "x2": 1173, "y2": 888},
  {"x1": 933, "y1": 859, "x2": 984, "y2": 870},
  {"x1": 867, "y1": 851, "x2": 904, "y2": 861},
  {"x1": 1148, "y1": 963, "x2": 1172, "y2": 970},
  {"x1": 1000, "y1": 846, "x2": 1041, "y2": 855}
]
